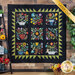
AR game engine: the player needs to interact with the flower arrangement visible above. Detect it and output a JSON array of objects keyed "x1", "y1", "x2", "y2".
[
  {"x1": 52, "y1": 64, "x2": 61, "y2": 72},
  {"x1": 46, "y1": 13, "x2": 58, "y2": 26},
  {"x1": 0, "y1": 57, "x2": 9, "y2": 65},
  {"x1": 16, "y1": 28, "x2": 28, "y2": 40},
  {"x1": 31, "y1": 13, "x2": 43, "y2": 25},
  {"x1": 16, "y1": 13, "x2": 28, "y2": 25},
  {"x1": 16, "y1": 42, "x2": 29, "y2": 55}
]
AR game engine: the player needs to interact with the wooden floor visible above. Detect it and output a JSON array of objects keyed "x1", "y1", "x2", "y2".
[{"x1": 0, "y1": 72, "x2": 54, "y2": 75}]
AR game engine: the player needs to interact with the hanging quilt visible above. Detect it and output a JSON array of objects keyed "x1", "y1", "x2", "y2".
[{"x1": 8, "y1": 5, "x2": 66, "y2": 63}]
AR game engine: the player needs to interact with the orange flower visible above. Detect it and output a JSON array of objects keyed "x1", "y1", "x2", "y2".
[
  {"x1": 35, "y1": 32, "x2": 39, "y2": 35},
  {"x1": 50, "y1": 42, "x2": 53, "y2": 46}
]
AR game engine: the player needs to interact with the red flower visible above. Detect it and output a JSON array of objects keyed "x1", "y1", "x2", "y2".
[
  {"x1": 21, "y1": 13, "x2": 23, "y2": 15},
  {"x1": 46, "y1": 29, "x2": 48, "y2": 31},
  {"x1": 41, "y1": 33, "x2": 43, "y2": 36},
  {"x1": 0, "y1": 57, "x2": 3, "y2": 63},
  {"x1": 19, "y1": 34, "x2": 25, "y2": 40},
  {"x1": 38, "y1": 23, "x2": 40, "y2": 25},
  {"x1": 46, "y1": 33, "x2": 48, "y2": 35},
  {"x1": 37, "y1": 27, "x2": 39, "y2": 30},
  {"x1": 26, "y1": 32, "x2": 28, "y2": 34},
  {"x1": 4, "y1": 58, "x2": 9, "y2": 64},
  {"x1": 24, "y1": 14, "x2": 26, "y2": 16}
]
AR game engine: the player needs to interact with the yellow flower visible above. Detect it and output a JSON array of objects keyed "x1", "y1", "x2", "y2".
[
  {"x1": 55, "y1": 13, "x2": 58, "y2": 16},
  {"x1": 73, "y1": 66, "x2": 75, "y2": 70},
  {"x1": 36, "y1": 42, "x2": 39, "y2": 46},
  {"x1": 57, "y1": 63, "x2": 61, "y2": 68},
  {"x1": 52, "y1": 66, "x2": 54, "y2": 69},
  {"x1": 33, "y1": 23, "x2": 35, "y2": 24},
  {"x1": 25, "y1": 51, "x2": 29, "y2": 55},
  {"x1": 56, "y1": 17, "x2": 58, "y2": 20},
  {"x1": 0, "y1": 36, "x2": 1, "y2": 40},
  {"x1": 31, "y1": 21, "x2": 32, "y2": 23},
  {"x1": 23, "y1": 42, "x2": 26, "y2": 46},
  {"x1": 1, "y1": 35, "x2": 5, "y2": 40},
  {"x1": 53, "y1": 67, "x2": 56, "y2": 71},
  {"x1": 31, "y1": 18, "x2": 32, "y2": 20}
]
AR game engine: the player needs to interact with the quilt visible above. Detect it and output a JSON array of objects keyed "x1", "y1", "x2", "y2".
[{"x1": 8, "y1": 5, "x2": 66, "y2": 63}]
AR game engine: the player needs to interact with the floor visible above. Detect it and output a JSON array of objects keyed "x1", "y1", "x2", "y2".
[{"x1": 0, "y1": 72, "x2": 54, "y2": 75}]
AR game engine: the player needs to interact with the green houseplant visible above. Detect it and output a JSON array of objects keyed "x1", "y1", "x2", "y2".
[
  {"x1": 67, "y1": 7, "x2": 75, "y2": 49},
  {"x1": 67, "y1": 7, "x2": 75, "y2": 69}
]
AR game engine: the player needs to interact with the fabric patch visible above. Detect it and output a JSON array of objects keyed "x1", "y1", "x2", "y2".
[
  {"x1": 16, "y1": 42, "x2": 29, "y2": 55},
  {"x1": 46, "y1": 28, "x2": 58, "y2": 40},
  {"x1": 31, "y1": 42, "x2": 43, "y2": 55},
  {"x1": 45, "y1": 42, "x2": 58, "y2": 55},
  {"x1": 16, "y1": 12, "x2": 29, "y2": 26},
  {"x1": 31, "y1": 28, "x2": 43, "y2": 40},
  {"x1": 46, "y1": 13, "x2": 58, "y2": 26},
  {"x1": 31, "y1": 13, "x2": 43, "y2": 25},
  {"x1": 16, "y1": 28, "x2": 28, "y2": 40}
]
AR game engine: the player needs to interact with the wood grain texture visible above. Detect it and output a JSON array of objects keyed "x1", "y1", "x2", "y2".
[{"x1": 0, "y1": 72, "x2": 54, "y2": 75}]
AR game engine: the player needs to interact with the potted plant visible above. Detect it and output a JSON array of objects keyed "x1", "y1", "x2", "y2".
[
  {"x1": 67, "y1": 6, "x2": 75, "y2": 71},
  {"x1": 67, "y1": 7, "x2": 75, "y2": 49},
  {"x1": 0, "y1": 57, "x2": 9, "y2": 71}
]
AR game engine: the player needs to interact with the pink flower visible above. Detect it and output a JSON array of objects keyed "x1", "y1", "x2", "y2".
[
  {"x1": 39, "y1": 13, "x2": 42, "y2": 16},
  {"x1": 1, "y1": 29, "x2": 3, "y2": 32}
]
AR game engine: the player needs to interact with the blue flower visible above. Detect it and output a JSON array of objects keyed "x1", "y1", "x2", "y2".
[
  {"x1": 31, "y1": 13, "x2": 35, "y2": 17},
  {"x1": 31, "y1": 50, "x2": 34, "y2": 53}
]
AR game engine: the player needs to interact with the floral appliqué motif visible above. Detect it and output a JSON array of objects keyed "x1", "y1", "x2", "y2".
[
  {"x1": 31, "y1": 13, "x2": 43, "y2": 25},
  {"x1": 31, "y1": 42, "x2": 43, "y2": 55},
  {"x1": 16, "y1": 28, "x2": 28, "y2": 40},
  {"x1": 16, "y1": 42, "x2": 29, "y2": 55}
]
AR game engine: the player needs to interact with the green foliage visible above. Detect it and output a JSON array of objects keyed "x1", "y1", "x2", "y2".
[
  {"x1": 0, "y1": 10, "x2": 3, "y2": 14},
  {"x1": 67, "y1": 7, "x2": 75, "y2": 49}
]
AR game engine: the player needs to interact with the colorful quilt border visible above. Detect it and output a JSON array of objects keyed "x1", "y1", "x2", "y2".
[{"x1": 11, "y1": 8, "x2": 63, "y2": 60}]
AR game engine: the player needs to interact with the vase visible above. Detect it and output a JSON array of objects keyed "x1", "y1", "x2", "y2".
[
  {"x1": 49, "y1": 19, "x2": 54, "y2": 26},
  {"x1": 48, "y1": 51, "x2": 57, "y2": 54},
  {"x1": 18, "y1": 21, "x2": 26, "y2": 26},
  {"x1": 18, "y1": 51, "x2": 24, "y2": 55}
]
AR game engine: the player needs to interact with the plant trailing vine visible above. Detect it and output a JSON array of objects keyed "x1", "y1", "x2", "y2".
[{"x1": 67, "y1": 7, "x2": 75, "y2": 49}]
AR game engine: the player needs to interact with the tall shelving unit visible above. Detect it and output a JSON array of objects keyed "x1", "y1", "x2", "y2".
[{"x1": 0, "y1": 5, "x2": 12, "y2": 74}]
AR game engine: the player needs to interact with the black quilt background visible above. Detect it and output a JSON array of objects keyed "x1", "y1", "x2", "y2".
[{"x1": 8, "y1": 5, "x2": 66, "y2": 63}]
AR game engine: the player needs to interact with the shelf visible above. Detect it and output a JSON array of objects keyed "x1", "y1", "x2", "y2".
[
  {"x1": 0, "y1": 40, "x2": 6, "y2": 41},
  {"x1": 0, "y1": 54, "x2": 4, "y2": 55},
  {"x1": 0, "y1": 69, "x2": 9, "y2": 73}
]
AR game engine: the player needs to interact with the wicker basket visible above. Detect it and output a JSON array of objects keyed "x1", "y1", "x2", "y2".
[{"x1": 54, "y1": 70, "x2": 75, "y2": 75}]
